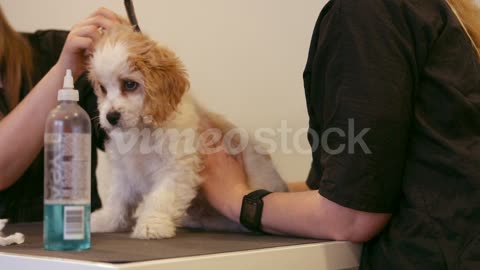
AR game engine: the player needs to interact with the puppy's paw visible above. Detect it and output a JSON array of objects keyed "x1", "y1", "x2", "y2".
[
  {"x1": 91, "y1": 210, "x2": 119, "y2": 233},
  {"x1": 131, "y1": 216, "x2": 176, "y2": 239}
]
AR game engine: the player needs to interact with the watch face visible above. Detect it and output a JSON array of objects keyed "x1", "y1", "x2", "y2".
[
  {"x1": 244, "y1": 201, "x2": 259, "y2": 224},
  {"x1": 240, "y1": 191, "x2": 270, "y2": 232}
]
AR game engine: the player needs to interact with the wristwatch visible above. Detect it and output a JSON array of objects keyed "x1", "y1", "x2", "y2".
[{"x1": 240, "y1": 189, "x2": 272, "y2": 233}]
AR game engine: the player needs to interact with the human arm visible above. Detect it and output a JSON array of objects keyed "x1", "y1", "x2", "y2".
[
  {"x1": 0, "y1": 8, "x2": 118, "y2": 191},
  {"x1": 200, "y1": 148, "x2": 390, "y2": 242},
  {"x1": 287, "y1": 182, "x2": 309, "y2": 192}
]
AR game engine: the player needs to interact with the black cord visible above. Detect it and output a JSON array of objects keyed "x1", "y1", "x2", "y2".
[{"x1": 124, "y1": 0, "x2": 141, "y2": 32}]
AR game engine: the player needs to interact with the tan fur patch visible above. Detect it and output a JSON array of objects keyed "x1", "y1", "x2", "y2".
[{"x1": 90, "y1": 22, "x2": 190, "y2": 126}]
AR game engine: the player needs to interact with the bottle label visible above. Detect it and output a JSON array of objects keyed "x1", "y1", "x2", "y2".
[
  {"x1": 64, "y1": 205, "x2": 86, "y2": 240},
  {"x1": 44, "y1": 133, "x2": 91, "y2": 204}
]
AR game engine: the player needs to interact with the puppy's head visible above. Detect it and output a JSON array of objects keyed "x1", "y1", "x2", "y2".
[{"x1": 88, "y1": 22, "x2": 189, "y2": 130}]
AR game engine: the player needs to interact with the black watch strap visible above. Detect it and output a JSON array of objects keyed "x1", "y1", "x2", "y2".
[
  {"x1": 247, "y1": 189, "x2": 272, "y2": 201},
  {"x1": 240, "y1": 189, "x2": 272, "y2": 233}
]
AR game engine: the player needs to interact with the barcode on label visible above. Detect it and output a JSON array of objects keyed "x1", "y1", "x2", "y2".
[{"x1": 63, "y1": 206, "x2": 85, "y2": 240}]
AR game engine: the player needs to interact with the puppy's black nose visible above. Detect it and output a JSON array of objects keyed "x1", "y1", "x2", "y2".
[{"x1": 106, "y1": 111, "x2": 121, "y2": 126}]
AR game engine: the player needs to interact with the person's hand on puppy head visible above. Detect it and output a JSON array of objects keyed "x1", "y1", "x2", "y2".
[{"x1": 57, "y1": 7, "x2": 120, "y2": 80}]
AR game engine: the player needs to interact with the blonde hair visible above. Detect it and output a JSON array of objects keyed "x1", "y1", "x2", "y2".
[
  {"x1": 0, "y1": 5, "x2": 32, "y2": 117},
  {"x1": 447, "y1": 0, "x2": 480, "y2": 58}
]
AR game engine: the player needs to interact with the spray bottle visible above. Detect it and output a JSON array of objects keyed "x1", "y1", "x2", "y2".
[{"x1": 44, "y1": 69, "x2": 91, "y2": 251}]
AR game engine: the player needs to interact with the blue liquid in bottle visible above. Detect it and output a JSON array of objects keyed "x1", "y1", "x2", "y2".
[
  {"x1": 43, "y1": 204, "x2": 91, "y2": 251},
  {"x1": 44, "y1": 69, "x2": 92, "y2": 251}
]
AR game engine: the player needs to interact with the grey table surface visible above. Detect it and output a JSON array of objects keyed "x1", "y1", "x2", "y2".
[{"x1": 0, "y1": 222, "x2": 323, "y2": 264}]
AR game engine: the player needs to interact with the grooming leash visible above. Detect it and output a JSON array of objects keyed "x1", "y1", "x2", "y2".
[{"x1": 124, "y1": 0, "x2": 141, "y2": 32}]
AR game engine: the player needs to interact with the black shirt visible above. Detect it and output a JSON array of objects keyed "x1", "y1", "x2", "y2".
[
  {"x1": 304, "y1": 0, "x2": 479, "y2": 269},
  {"x1": 0, "y1": 30, "x2": 104, "y2": 222}
]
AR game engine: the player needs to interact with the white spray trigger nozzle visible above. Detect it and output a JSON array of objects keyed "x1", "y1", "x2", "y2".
[
  {"x1": 58, "y1": 69, "x2": 79, "y2": 101},
  {"x1": 63, "y1": 69, "x2": 74, "y2": 89}
]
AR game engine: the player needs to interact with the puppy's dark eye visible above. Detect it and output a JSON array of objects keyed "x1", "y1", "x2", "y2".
[{"x1": 123, "y1": 80, "x2": 139, "y2": 92}]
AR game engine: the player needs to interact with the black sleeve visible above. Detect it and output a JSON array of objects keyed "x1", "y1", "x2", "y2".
[
  {"x1": 77, "y1": 74, "x2": 107, "y2": 151},
  {"x1": 23, "y1": 30, "x2": 69, "y2": 84},
  {"x1": 77, "y1": 72, "x2": 106, "y2": 211},
  {"x1": 304, "y1": 0, "x2": 417, "y2": 213}
]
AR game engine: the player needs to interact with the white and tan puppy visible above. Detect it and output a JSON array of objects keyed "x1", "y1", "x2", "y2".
[{"x1": 88, "y1": 21, "x2": 287, "y2": 239}]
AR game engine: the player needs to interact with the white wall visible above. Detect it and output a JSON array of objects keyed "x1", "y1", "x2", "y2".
[{"x1": 1, "y1": 0, "x2": 326, "y2": 185}]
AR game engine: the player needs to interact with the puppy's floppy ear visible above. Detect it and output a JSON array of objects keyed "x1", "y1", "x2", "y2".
[{"x1": 137, "y1": 43, "x2": 190, "y2": 125}]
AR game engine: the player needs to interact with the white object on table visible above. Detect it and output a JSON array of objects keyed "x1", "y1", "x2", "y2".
[{"x1": 0, "y1": 219, "x2": 25, "y2": 246}]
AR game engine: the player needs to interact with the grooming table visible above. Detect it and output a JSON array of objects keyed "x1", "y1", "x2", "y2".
[{"x1": 0, "y1": 223, "x2": 361, "y2": 270}]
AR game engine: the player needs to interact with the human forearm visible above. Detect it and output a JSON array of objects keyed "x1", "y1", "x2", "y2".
[
  {"x1": 225, "y1": 189, "x2": 391, "y2": 242},
  {"x1": 262, "y1": 190, "x2": 384, "y2": 242},
  {"x1": 200, "y1": 143, "x2": 391, "y2": 242},
  {"x1": 287, "y1": 181, "x2": 310, "y2": 192},
  {"x1": 0, "y1": 64, "x2": 65, "y2": 190},
  {"x1": 0, "y1": 8, "x2": 119, "y2": 191}
]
